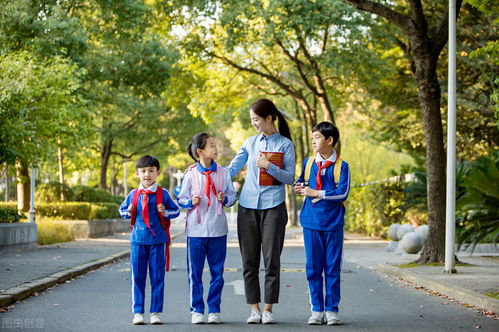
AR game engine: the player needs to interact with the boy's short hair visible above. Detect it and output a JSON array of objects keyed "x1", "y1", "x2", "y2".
[
  {"x1": 136, "y1": 155, "x2": 160, "y2": 170},
  {"x1": 312, "y1": 121, "x2": 340, "y2": 147}
]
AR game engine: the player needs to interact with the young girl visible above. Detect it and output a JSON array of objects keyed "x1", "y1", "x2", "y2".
[{"x1": 177, "y1": 132, "x2": 237, "y2": 324}]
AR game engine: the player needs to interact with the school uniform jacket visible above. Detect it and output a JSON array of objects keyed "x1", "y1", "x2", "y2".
[
  {"x1": 177, "y1": 161, "x2": 237, "y2": 238},
  {"x1": 296, "y1": 151, "x2": 350, "y2": 232},
  {"x1": 119, "y1": 183, "x2": 180, "y2": 245}
]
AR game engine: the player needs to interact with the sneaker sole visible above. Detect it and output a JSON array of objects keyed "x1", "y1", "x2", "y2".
[
  {"x1": 327, "y1": 320, "x2": 341, "y2": 325},
  {"x1": 132, "y1": 322, "x2": 144, "y2": 325},
  {"x1": 247, "y1": 320, "x2": 261, "y2": 324},
  {"x1": 308, "y1": 321, "x2": 323, "y2": 325}
]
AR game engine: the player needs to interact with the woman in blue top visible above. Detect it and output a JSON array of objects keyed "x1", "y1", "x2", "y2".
[{"x1": 228, "y1": 99, "x2": 296, "y2": 324}]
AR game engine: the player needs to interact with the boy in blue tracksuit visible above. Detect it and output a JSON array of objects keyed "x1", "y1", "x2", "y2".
[
  {"x1": 119, "y1": 155, "x2": 180, "y2": 325},
  {"x1": 294, "y1": 122, "x2": 350, "y2": 326}
]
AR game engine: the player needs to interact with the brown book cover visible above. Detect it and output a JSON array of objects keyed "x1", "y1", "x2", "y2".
[{"x1": 259, "y1": 151, "x2": 284, "y2": 186}]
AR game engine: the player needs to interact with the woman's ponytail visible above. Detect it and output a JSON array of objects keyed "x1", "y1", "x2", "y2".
[{"x1": 275, "y1": 110, "x2": 292, "y2": 141}]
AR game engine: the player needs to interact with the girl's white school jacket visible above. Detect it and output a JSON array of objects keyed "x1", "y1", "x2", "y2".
[{"x1": 177, "y1": 161, "x2": 237, "y2": 238}]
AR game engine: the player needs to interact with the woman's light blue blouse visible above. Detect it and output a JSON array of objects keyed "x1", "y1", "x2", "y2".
[{"x1": 228, "y1": 132, "x2": 296, "y2": 210}]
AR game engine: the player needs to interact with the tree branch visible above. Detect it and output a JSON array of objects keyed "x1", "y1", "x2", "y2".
[
  {"x1": 275, "y1": 39, "x2": 318, "y2": 96},
  {"x1": 341, "y1": 0, "x2": 412, "y2": 34},
  {"x1": 431, "y1": 0, "x2": 463, "y2": 56}
]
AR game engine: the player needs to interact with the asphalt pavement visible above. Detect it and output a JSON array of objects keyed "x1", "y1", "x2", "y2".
[{"x1": 0, "y1": 222, "x2": 498, "y2": 331}]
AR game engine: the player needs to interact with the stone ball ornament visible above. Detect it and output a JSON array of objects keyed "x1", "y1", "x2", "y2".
[
  {"x1": 387, "y1": 223, "x2": 401, "y2": 241},
  {"x1": 415, "y1": 225, "x2": 429, "y2": 243},
  {"x1": 396, "y1": 224, "x2": 414, "y2": 241},
  {"x1": 400, "y1": 232, "x2": 423, "y2": 254}
]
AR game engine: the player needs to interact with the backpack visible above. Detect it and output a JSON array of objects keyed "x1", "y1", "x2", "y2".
[
  {"x1": 187, "y1": 163, "x2": 224, "y2": 225},
  {"x1": 303, "y1": 153, "x2": 345, "y2": 206},
  {"x1": 130, "y1": 187, "x2": 172, "y2": 272}
]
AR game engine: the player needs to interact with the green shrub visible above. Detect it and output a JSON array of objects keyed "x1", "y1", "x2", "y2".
[
  {"x1": 36, "y1": 182, "x2": 74, "y2": 203},
  {"x1": 72, "y1": 185, "x2": 116, "y2": 203},
  {"x1": 90, "y1": 203, "x2": 120, "y2": 219},
  {"x1": 457, "y1": 150, "x2": 499, "y2": 251},
  {"x1": 0, "y1": 202, "x2": 25, "y2": 223},
  {"x1": 345, "y1": 181, "x2": 406, "y2": 238},
  {"x1": 36, "y1": 202, "x2": 120, "y2": 220},
  {"x1": 37, "y1": 202, "x2": 92, "y2": 219}
]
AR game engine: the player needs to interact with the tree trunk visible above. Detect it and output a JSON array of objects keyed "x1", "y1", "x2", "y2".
[
  {"x1": 16, "y1": 160, "x2": 30, "y2": 213},
  {"x1": 100, "y1": 139, "x2": 113, "y2": 189},
  {"x1": 4, "y1": 166, "x2": 10, "y2": 202},
  {"x1": 413, "y1": 48, "x2": 447, "y2": 264},
  {"x1": 57, "y1": 142, "x2": 65, "y2": 200}
]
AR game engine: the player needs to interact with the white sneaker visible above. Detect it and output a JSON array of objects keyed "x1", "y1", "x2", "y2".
[
  {"x1": 150, "y1": 312, "x2": 161, "y2": 325},
  {"x1": 208, "y1": 312, "x2": 221, "y2": 324},
  {"x1": 132, "y1": 313, "x2": 144, "y2": 325},
  {"x1": 191, "y1": 312, "x2": 204, "y2": 324},
  {"x1": 261, "y1": 310, "x2": 276, "y2": 324},
  {"x1": 246, "y1": 309, "x2": 261, "y2": 324},
  {"x1": 308, "y1": 311, "x2": 324, "y2": 325},
  {"x1": 326, "y1": 311, "x2": 341, "y2": 325}
]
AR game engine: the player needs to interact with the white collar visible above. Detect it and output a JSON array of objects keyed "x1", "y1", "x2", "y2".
[
  {"x1": 314, "y1": 150, "x2": 337, "y2": 163},
  {"x1": 138, "y1": 183, "x2": 158, "y2": 191}
]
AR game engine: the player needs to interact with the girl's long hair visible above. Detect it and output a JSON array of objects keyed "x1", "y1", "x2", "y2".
[
  {"x1": 187, "y1": 132, "x2": 211, "y2": 161},
  {"x1": 250, "y1": 98, "x2": 292, "y2": 141}
]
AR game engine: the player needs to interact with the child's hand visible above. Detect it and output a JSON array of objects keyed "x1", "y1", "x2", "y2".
[
  {"x1": 157, "y1": 204, "x2": 165, "y2": 214},
  {"x1": 256, "y1": 153, "x2": 271, "y2": 169},
  {"x1": 301, "y1": 186, "x2": 319, "y2": 198},
  {"x1": 128, "y1": 205, "x2": 136, "y2": 213},
  {"x1": 192, "y1": 196, "x2": 201, "y2": 206},
  {"x1": 217, "y1": 192, "x2": 225, "y2": 202},
  {"x1": 294, "y1": 182, "x2": 304, "y2": 194}
]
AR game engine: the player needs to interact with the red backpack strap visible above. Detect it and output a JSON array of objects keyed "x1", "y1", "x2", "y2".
[
  {"x1": 130, "y1": 189, "x2": 141, "y2": 229},
  {"x1": 156, "y1": 187, "x2": 172, "y2": 272}
]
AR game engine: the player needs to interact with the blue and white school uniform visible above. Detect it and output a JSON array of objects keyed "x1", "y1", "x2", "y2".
[
  {"x1": 120, "y1": 183, "x2": 180, "y2": 314},
  {"x1": 296, "y1": 151, "x2": 350, "y2": 313},
  {"x1": 177, "y1": 161, "x2": 237, "y2": 314}
]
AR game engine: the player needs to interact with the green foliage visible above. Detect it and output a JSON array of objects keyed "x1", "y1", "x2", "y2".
[
  {"x1": 0, "y1": 202, "x2": 24, "y2": 223},
  {"x1": 72, "y1": 185, "x2": 116, "y2": 203},
  {"x1": 345, "y1": 181, "x2": 406, "y2": 238},
  {"x1": 0, "y1": 50, "x2": 88, "y2": 166},
  {"x1": 36, "y1": 182, "x2": 75, "y2": 203},
  {"x1": 90, "y1": 203, "x2": 121, "y2": 219},
  {"x1": 36, "y1": 202, "x2": 119, "y2": 220},
  {"x1": 456, "y1": 150, "x2": 499, "y2": 250}
]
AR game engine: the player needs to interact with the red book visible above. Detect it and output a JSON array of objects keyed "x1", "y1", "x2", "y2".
[{"x1": 259, "y1": 151, "x2": 284, "y2": 186}]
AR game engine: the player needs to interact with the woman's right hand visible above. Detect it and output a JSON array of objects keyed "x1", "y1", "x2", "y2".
[{"x1": 192, "y1": 195, "x2": 201, "y2": 206}]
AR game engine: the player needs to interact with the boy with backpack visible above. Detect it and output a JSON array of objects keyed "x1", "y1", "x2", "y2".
[
  {"x1": 294, "y1": 122, "x2": 350, "y2": 326},
  {"x1": 119, "y1": 155, "x2": 180, "y2": 325}
]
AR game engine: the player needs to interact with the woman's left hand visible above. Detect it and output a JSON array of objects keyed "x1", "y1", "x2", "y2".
[
  {"x1": 157, "y1": 204, "x2": 165, "y2": 213},
  {"x1": 256, "y1": 153, "x2": 271, "y2": 169}
]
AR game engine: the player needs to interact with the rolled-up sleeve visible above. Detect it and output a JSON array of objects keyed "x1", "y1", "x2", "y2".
[{"x1": 265, "y1": 141, "x2": 296, "y2": 185}]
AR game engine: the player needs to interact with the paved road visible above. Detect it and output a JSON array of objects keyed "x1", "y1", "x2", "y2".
[{"x1": 1, "y1": 235, "x2": 498, "y2": 331}]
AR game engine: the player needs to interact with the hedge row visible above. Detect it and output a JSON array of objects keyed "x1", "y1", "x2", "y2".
[
  {"x1": 0, "y1": 202, "x2": 119, "y2": 222},
  {"x1": 36, "y1": 202, "x2": 120, "y2": 220},
  {"x1": 0, "y1": 202, "x2": 24, "y2": 223}
]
